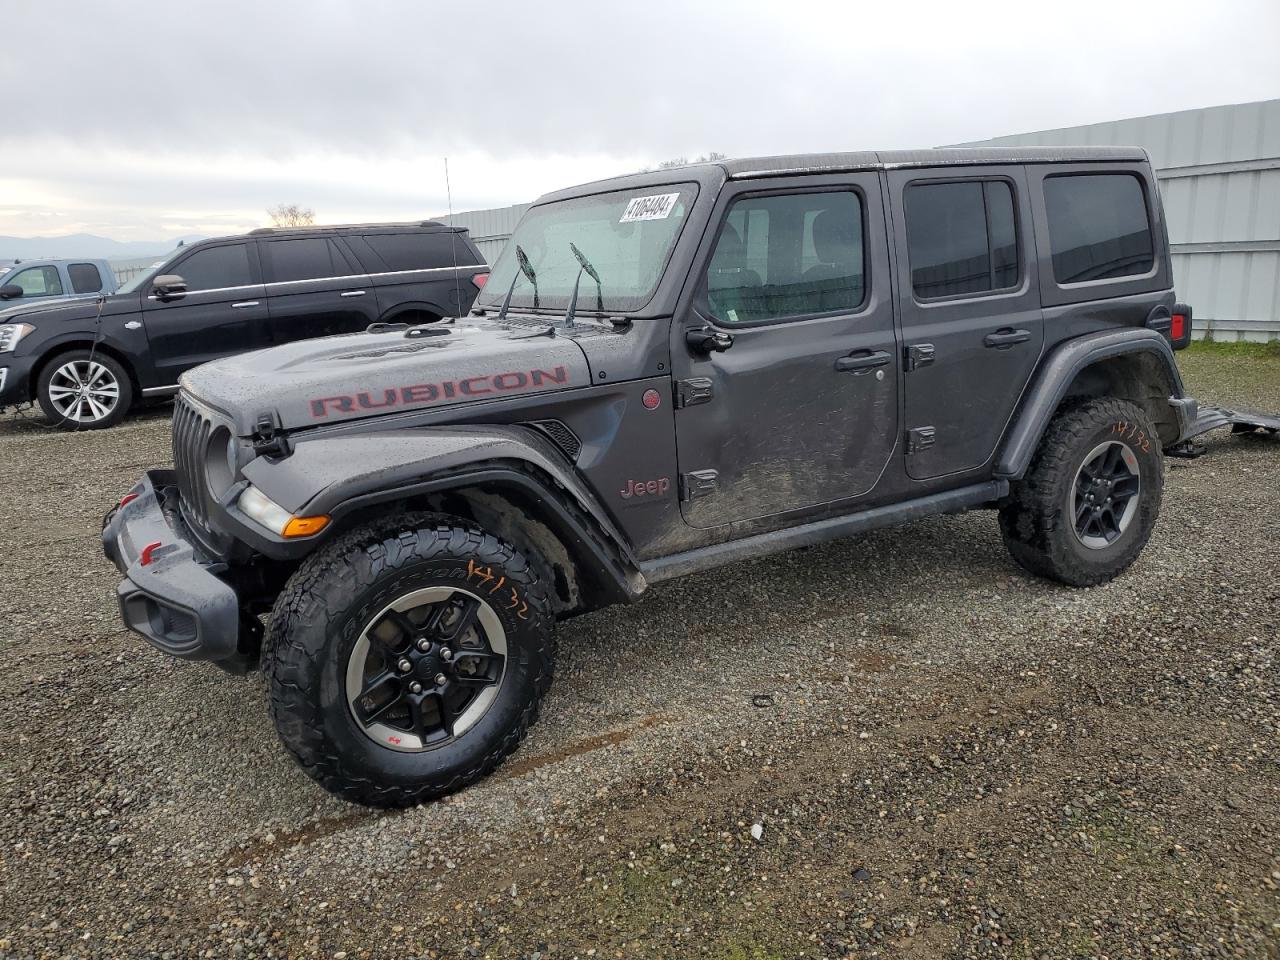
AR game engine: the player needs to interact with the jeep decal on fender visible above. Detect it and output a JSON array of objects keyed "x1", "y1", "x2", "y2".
[{"x1": 309, "y1": 366, "x2": 571, "y2": 419}]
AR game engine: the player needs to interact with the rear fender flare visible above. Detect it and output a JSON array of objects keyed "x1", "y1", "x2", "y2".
[{"x1": 995, "y1": 328, "x2": 1186, "y2": 480}]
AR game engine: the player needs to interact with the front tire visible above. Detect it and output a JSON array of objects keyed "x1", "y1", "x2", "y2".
[
  {"x1": 265, "y1": 514, "x2": 554, "y2": 807},
  {"x1": 999, "y1": 398, "x2": 1163, "y2": 587},
  {"x1": 36, "y1": 349, "x2": 133, "y2": 429}
]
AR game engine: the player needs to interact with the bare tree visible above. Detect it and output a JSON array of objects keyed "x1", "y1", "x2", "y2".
[{"x1": 267, "y1": 203, "x2": 316, "y2": 227}]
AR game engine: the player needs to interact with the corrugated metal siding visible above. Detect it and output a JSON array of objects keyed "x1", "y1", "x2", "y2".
[
  {"x1": 955, "y1": 99, "x2": 1280, "y2": 341},
  {"x1": 433, "y1": 204, "x2": 530, "y2": 264}
]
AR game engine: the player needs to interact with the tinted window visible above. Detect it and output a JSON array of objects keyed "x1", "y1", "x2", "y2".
[
  {"x1": 172, "y1": 244, "x2": 252, "y2": 291},
  {"x1": 364, "y1": 232, "x2": 481, "y2": 272},
  {"x1": 265, "y1": 238, "x2": 344, "y2": 282},
  {"x1": 905, "y1": 180, "x2": 1019, "y2": 299},
  {"x1": 68, "y1": 262, "x2": 104, "y2": 294},
  {"x1": 7, "y1": 265, "x2": 64, "y2": 297},
  {"x1": 704, "y1": 191, "x2": 864, "y2": 325},
  {"x1": 1044, "y1": 174, "x2": 1154, "y2": 284}
]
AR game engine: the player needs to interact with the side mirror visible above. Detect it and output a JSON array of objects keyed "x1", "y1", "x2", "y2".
[
  {"x1": 0, "y1": 283, "x2": 23, "y2": 300},
  {"x1": 152, "y1": 274, "x2": 188, "y2": 302}
]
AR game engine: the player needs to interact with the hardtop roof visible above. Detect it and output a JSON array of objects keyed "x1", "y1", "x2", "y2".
[{"x1": 534, "y1": 146, "x2": 1149, "y2": 204}]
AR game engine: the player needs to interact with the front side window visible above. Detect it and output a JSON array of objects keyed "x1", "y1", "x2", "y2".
[
  {"x1": 905, "y1": 180, "x2": 1019, "y2": 300},
  {"x1": 1044, "y1": 173, "x2": 1154, "y2": 284},
  {"x1": 68, "y1": 262, "x2": 104, "y2": 294},
  {"x1": 7, "y1": 265, "x2": 64, "y2": 298},
  {"x1": 704, "y1": 190, "x2": 864, "y2": 325},
  {"x1": 473, "y1": 184, "x2": 697, "y2": 314},
  {"x1": 172, "y1": 244, "x2": 252, "y2": 292}
]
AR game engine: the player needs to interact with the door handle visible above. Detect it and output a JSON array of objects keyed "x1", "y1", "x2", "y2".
[
  {"x1": 340, "y1": 290, "x2": 367, "y2": 298},
  {"x1": 835, "y1": 350, "x2": 892, "y2": 373},
  {"x1": 231, "y1": 301, "x2": 260, "y2": 309},
  {"x1": 984, "y1": 328, "x2": 1031, "y2": 349}
]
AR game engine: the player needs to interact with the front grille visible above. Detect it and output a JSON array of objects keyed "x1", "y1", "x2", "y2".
[{"x1": 171, "y1": 394, "x2": 214, "y2": 535}]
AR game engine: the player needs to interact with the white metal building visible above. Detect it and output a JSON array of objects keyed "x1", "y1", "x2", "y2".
[{"x1": 955, "y1": 99, "x2": 1280, "y2": 342}]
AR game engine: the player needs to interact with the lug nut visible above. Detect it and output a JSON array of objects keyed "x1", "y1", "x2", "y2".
[
  {"x1": 409, "y1": 681, "x2": 423, "y2": 694},
  {"x1": 398, "y1": 658, "x2": 412, "y2": 673},
  {"x1": 416, "y1": 639, "x2": 430, "y2": 652},
  {"x1": 440, "y1": 647, "x2": 453, "y2": 661},
  {"x1": 435, "y1": 673, "x2": 447, "y2": 686}
]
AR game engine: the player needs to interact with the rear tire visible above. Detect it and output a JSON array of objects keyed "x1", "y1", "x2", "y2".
[
  {"x1": 265, "y1": 513, "x2": 554, "y2": 807},
  {"x1": 36, "y1": 349, "x2": 133, "y2": 429},
  {"x1": 999, "y1": 398, "x2": 1163, "y2": 587}
]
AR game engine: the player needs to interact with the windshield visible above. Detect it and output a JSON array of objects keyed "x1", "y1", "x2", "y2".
[
  {"x1": 115, "y1": 247, "x2": 183, "y2": 295},
  {"x1": 475, "y1": 183, "x2": 697, "y2": 314}
]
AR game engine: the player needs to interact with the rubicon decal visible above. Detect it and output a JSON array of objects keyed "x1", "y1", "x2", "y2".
[{"x1": 309, "y1": 366, "x2": 571, "y2": 419}]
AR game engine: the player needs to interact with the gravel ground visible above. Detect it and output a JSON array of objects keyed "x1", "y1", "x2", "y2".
[{"x1": 1, "y1": 343, "x2": 1277, "y2": 960}]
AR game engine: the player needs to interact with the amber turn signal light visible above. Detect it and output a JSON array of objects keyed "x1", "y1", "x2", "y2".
[{"x1": 282, "y1": 515, "x2": 330, "y2": 538}]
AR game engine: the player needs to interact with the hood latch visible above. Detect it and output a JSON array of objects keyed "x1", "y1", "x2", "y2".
[{"x1": 252, "y1": 411, "x2": 292, "y2": 461}]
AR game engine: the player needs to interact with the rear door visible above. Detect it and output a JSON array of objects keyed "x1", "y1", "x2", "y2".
[
  {"x1": 260, "y1": 236, "x2": 376, "y2": 342},
  {"x1": 670, "y1": 174, "x2": 899, "y2": 528},
  {"x1": 351, "y1": 230, "x2": 485, "y2": 320},
  {"x1": 141, "y1": 241, "x2": 271, "y2": 384},
  {"x1": 887, "y1": 165, "x2": 1043, "y2": 479}
]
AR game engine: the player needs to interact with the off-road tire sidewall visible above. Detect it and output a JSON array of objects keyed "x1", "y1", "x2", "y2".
[
  {"x1": 266, "y1": 515, "x2": 553, "y2": 807},
  {"x1": 1000, "y1": 399, "x2": 1164, "y2": 587},
  {"x1": 36, "y1": 349, "x2": 133, "y2": 430}
]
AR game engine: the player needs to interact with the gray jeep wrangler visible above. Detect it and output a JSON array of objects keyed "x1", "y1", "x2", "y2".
[{"x1": 103, "y1": 148, "x2": 1199, "y2": 807}]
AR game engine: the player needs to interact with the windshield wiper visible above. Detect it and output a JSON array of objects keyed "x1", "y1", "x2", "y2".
[
  {"x1": 563, "y1": 241, "x2": 603, "y2": 328},
  {"x1": 497, "y1": 244, "x2": 539, "y2": 322}
]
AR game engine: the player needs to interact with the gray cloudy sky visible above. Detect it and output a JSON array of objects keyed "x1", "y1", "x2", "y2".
[{"x1": 3, "y1": 0, "x2": 1278, "y2": 241}]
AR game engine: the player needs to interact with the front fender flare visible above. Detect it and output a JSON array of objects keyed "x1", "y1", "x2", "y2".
[
  {"x1": 240, "y1": 424, "x2": 645, "y2": 603},
  {"x1": 995, "y1": 328, "x2": 1188, "y2": 480}
]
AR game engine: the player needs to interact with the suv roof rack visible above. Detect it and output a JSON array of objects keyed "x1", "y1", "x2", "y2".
[{"x1": 247, "y1": 220, "x2": 450, "y2": 236}]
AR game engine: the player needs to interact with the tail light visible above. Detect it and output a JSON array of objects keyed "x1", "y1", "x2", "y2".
[
  {"x1": 471, "y1": 272, "x2": 489, "y2": 289},
  {"x1": 1170, "y1": 303, "x2": 1193, "y2": 351}
]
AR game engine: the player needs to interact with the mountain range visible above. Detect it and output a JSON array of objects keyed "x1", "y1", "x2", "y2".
[{"x1": 0, "y1": 233, "x2": 206, "y2": 262}]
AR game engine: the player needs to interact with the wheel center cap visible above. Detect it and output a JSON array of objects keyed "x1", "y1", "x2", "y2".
[{"x1": 414, "y1": 652, "x2": 441, "y2": 680}]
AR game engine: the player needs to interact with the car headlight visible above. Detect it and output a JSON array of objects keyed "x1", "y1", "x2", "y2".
[
  {"x1": 237, "y1": 484, "x2": 330, "y2": 538},
  {"x1": 0, "y1": 323, "x2": 34, "y2": 353}
]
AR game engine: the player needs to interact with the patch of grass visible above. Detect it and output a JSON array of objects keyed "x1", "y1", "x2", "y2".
[
  {"x1": 1184, "y1": 339, "x2": 1280, "y2": 359},
  {"x1": 718, "y1": 946, "x2": 785, "y2": 960}
]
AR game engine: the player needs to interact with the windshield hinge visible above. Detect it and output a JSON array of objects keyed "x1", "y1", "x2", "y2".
[{"x1": 252, "y1": 411, "x2": 292, "y2": 461}]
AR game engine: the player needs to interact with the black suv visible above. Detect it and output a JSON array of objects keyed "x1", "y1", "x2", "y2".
[
  {"x1": 104, "y1": 148, "x2": 1200, "y2": 807},
  {"x1": 0, "y1": 222, "x2": 488, "y2": 428}
]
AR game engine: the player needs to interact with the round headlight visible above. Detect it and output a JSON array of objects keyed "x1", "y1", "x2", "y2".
[{"x1": 204, "y1": 426, "x2": 239, "y2": 496}]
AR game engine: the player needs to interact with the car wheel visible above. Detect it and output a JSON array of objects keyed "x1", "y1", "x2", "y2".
[
  {"x1": 36, "y1": 349, "x2": 133, "y2": 430},
  {"x1": 265, "y1": 513, "x2": 554, "y2": 807},
  {"x1": 999, "y1": 398, "x2": 1164, "y2": 587}
]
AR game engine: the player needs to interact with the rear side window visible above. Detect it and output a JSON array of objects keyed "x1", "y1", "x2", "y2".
[
  {"x1": 703, "y1": 190, "x2": 865, "y2": 325},
  {"x1": 1043, "y1": 173, "x2": 1153, "y2": 284},
  {"x1": 904, "y1": 180, "x2": 1019, "y2": 299},
  {"x1": 362, "y1": 232, "x2": 481, "y2": 272},
  {"x1": 68, "y1": 262, "x2": 104, "y2": 294},
  {"x1": 172, "y1": 244, "x2": 252, "y2": 291},
  {"x1": 264, "y1": 238, "x2": 359, "y2": 282}
]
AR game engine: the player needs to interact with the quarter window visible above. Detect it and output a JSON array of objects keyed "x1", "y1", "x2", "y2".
[
  {"x1": 904, "y1": 180, "x2": 1019, "y2": 300},
  {"x1": 7, "y1": 265, "x2": 64, "y2": 297},
  {"x1": 1044, "y1": 173, "x2": 1154, "y2": 284},
  {"x1": 364, "y1": 232, "x2": 481, "y2": 272},
  {"x1": 171, "y1": 244, "x2": 252, "y2": 291},
  {"x1": 68, "y1": 262, "x2": 104, "y2": 294},
  {"x1": 703, "y1": 191, "x2": 864, "y2": 325}
]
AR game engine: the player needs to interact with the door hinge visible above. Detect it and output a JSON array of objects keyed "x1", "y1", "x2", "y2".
[
  {"x1": 905, "y1": 343, "x2": 935, "y2": 371},
  {"x1": 679, "y1": 469, "x2": 719, "y2": 501},
  {"x1": 906, "y1": 426, "x2": 936, "y2": 455},
  {"x1": 674, "y1": 377, "x2": 714, "y2": 409}
]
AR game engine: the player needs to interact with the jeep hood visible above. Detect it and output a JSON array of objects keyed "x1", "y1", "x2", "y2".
[{"x1": 180, "y1": 318, "x2": 592, "y2": 435}]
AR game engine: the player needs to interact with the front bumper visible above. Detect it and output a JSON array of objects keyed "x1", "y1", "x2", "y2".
[{"x1": 102, "y1": 470, "x2": 243, "y2": 665}]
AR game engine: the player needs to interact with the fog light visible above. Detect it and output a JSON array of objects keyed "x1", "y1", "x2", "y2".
[{"x1": 238, "y1": 485, "x2": 329, "y2": 538}]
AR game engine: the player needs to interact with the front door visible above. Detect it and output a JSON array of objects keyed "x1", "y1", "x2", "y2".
[
  {"x1": 887, "y1": 166, "x2": 1044, "y2": 479},
  {"x1": 141, "y1": 241, "x2": 271, "y2": 385},
  {"x1": 259, "y1": 236, "x2": 378, "y2": 342},
  {"x1": 671, "y1": 174, "x2": 898, "y2": 528}
]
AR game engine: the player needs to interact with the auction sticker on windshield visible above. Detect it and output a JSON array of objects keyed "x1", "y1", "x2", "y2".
[{"x1": 620, "y1": 193, "x2": 681, "y2": 223}]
